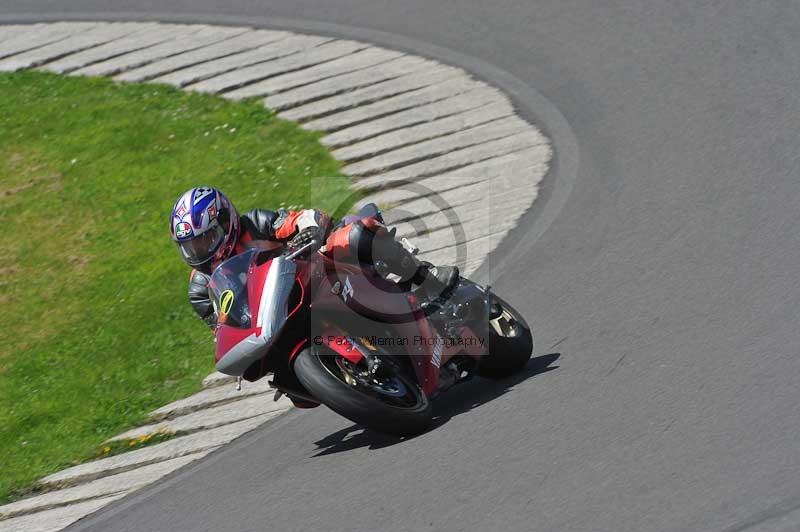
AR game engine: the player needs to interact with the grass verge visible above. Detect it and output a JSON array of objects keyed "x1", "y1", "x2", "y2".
[{"x1": 0, "y1": 71, "x2": 352, "y2": 504}]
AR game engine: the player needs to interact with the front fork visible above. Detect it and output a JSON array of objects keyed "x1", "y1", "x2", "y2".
[{"x1": 435, "y1": 284, "x2": 495, "y2": 391}]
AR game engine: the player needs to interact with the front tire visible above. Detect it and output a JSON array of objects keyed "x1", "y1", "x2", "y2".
[
  {"x1": 477, "y1": 295, "x2": 533, "y2": 379},
  {"x1": 293, "y1": 345, "x2": 432, "y2": 436}
]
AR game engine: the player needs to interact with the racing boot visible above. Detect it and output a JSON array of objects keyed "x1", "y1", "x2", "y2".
[
  {"x1": 375, "y1": 235, "x2": 459, "y2": 300},
  {"x1": 411, "y1": 261, "x2": 460, "y2": 300}
]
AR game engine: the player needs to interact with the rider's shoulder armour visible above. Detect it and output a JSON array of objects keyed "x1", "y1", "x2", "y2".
[{"x1": 240, "y1": 209, "x2": 279, "y2": 241}]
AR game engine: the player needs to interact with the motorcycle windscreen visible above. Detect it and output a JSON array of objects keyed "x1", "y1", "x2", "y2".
[{"x1": 209, "y1": 249, "x2": 258, "y2": 329}]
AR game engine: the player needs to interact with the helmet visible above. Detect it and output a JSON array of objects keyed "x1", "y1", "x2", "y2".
[{"x1": 170, "y1": 187, "x2": 239, "y2": 273}]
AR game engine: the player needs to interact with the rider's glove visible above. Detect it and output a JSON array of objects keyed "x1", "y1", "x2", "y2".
[{"x1": 289, "y1": 226, "x2": 323, "y2": 256}]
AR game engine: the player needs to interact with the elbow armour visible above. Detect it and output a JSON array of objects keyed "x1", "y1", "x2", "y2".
[{"x1": 188, "y1": 270, "x2": 217, "y2": 328}]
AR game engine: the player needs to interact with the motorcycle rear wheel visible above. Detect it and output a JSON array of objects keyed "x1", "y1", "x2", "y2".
[
  {"x1": 477, "y1": 295, "x2": 533, "y2": 379},
  {"x1": 293, "y1": 345, "x2": 432, "y2": 436}
]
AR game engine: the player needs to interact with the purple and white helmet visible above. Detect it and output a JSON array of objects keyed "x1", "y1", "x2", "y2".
[{"x1": 170, "y1": 187, "x2": 239, "y2": 273}]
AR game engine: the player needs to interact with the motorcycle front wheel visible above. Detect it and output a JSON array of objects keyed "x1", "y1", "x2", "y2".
[
  {"x1": 293, "y1": 345, "x2": 432, "y2": 436},
  {"x1": 477, "y1": 294, "x2": 534, "y2": 379}
]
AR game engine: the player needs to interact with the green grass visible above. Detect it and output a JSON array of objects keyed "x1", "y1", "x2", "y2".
[{"x1": 0, "y1": 71, "x2": 353, "y2": 504}]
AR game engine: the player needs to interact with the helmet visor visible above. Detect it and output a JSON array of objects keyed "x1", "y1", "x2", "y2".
[{"x1": 178, "y1": 223, "x2": 225, "y2": 265}]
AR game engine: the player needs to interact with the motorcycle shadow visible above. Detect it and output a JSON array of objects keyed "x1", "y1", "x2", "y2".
[
  {"x1": 429, "y1": 352, "x2": 561, "y2": 430},
  {"x1": 311, "y1": 352, "x2": 560, "y2": 457}
]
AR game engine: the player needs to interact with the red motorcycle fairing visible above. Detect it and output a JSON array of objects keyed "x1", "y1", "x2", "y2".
[
  {"x1": 318, "y1": 334, "x2": 367, "y2": 365},
  {"x1": 309, "y1": 261, "x2": 442, "y2": 395},
  {"x1": 317, "y1": 331, "x2": 439, "y2": 397},
  {"x1": 213, "y1": 249, "x2": 297, "y2": 376},
  {"x1": 288, "y1": 338, "x2": 309, "y2": 361},
  {"x1": 213, "y1": 248, "x2": 451, "y2": 398},
  {"x1": 215, "y1": 325, "x2": 256, "y2": 365},
  {"x1": 310, "y1": 260, "x2": 414, "y2": 321}
]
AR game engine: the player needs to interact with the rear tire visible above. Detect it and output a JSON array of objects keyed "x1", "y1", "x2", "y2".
[
  {"x1": 293, "y1": 345, "x2": 432, "y2": 436},
  {"x1": 477, "y1": 295, "x2": 533, "y2": 379}
]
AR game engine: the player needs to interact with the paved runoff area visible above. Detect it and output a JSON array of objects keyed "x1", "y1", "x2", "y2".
[{"x1": 0, "y1": 21, "x2": 551, "y2": 531}]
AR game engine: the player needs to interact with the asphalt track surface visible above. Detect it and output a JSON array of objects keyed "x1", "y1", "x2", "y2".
[{"x1": 3, "y1": 2, "x2": 800, "y2": 531}]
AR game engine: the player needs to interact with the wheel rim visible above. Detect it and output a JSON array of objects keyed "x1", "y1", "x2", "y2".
[
  {"x1": 334, "y1": 357, "x2": 408, "y2": 398},
  {"x1": 490, "y1": 304, "x2": 527, "y2": 338},
  {"x1": 319, "y1": 354, "x2": 424, "y2": 410}
]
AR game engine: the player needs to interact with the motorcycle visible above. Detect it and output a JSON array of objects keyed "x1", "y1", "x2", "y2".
[{"x1": 210, "y1": 210, "x2": 533, "y2": 436}]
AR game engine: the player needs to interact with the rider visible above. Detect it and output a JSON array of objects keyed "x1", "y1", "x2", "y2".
[{"x1": 170, "y1": 187, "x2": 459, "y2": 328}]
